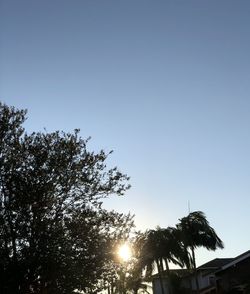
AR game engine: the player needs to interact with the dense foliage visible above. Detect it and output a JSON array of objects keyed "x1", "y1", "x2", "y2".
[{"x1": 0, "y1": 103, "x2": 133, "y2": 294}]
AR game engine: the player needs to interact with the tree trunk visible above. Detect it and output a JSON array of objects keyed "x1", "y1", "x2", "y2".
[
  {"x1": 164, "y1": 258, "x2": 173, "y2": 294},
  {"x1": 191, "y1": 247, "x2": 200, "y2": 294},
  {"x1": 156, "y1": 259, "x2": 165, "y2": 294}
]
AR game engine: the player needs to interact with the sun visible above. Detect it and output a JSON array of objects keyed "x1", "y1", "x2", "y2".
[{"x1": 117, "y1": 243, "x2": 132, "y2": 262}]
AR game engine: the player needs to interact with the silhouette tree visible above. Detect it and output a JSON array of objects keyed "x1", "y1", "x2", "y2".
[
  {"x1": 139, "y1": 227, "x2": 187, "y2": 294},
  {"x1": 0, "y1": 102, "x2": 133, "y2": 293},
  {"x1": 176, "y1": 211, "x2": 224, "y2": 294}
]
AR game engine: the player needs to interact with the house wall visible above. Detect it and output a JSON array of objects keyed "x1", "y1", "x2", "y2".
[
  {"x1": 197, "y1": 272, "x2": 216, "y2": 290},
  {"x1": 152, "y1": 278, "x2": 169, "y2": 294},
  {"x1": 216, "y1": 258, "x2": 250, "y2": 293},
  {"x1": 153, "y1": 272, "x2": 214, "y2": 294},
  {"x1": 182, "y1": 271, "x2": 215, "y2": 291}
]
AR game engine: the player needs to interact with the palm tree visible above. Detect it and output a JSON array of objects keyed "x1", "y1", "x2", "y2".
[
  {"x1": 161, "y1": 227, "x2": 191, "y2": 294},
  {"x1": 176, "y1": 211, "x2": 224, "y2": 294},
  {"x1": 139, "y1": 227, "x2": 188, "y2": 294},
  {"x1": 139, "y1": 228, "x2": 166, "y2": 294}
]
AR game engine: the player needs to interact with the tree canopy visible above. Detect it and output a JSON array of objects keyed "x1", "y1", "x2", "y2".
[{"x1": 0, "y1": 103, "x2": 133, "y2": 294}]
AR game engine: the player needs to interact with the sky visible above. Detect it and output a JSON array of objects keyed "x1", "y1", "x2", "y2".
[{"x1": 1, "y1": 0, "x2": 250, "y2": 266}]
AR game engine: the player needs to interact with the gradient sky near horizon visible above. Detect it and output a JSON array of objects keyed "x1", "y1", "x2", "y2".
[{"x1": 1, "y1": 0, "x2": 250, "y2": 266}]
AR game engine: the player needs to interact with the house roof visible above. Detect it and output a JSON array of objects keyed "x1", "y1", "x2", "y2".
[
  {"x1": 216, "y1": 250, "x2": 250, "y2": 273},
  {"x1": 197, "y1": 258, "x2": 234, "y2": 270}
]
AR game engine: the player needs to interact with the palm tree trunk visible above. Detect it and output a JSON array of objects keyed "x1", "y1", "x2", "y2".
[
  {"x1": 164, "y1": 258, "x2": 173, "y2": 294},
  {"x1": 191, "y1": 247, "x2": 200, "y2": 294},
  {"x1": 156, "y1": 259, "x2": 165, "y2": 294}
]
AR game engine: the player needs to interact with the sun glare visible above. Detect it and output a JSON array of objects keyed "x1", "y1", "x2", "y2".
[{"x1": 117, "y1": 243, "x2": 132, "y2": 262}]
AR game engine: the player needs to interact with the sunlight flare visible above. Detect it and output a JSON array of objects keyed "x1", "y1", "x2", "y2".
[{"x1": 117, "y1": 243, "x2": 132, "y2": 262}]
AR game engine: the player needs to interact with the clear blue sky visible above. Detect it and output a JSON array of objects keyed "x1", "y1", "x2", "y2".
[{"x1": 1, "y1": 0, "x2": 250, "y2": 266}]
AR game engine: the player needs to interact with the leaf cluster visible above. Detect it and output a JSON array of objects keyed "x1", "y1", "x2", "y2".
[{"x1": 0, "y1": 103, "x2": 133, "y2": 294}]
